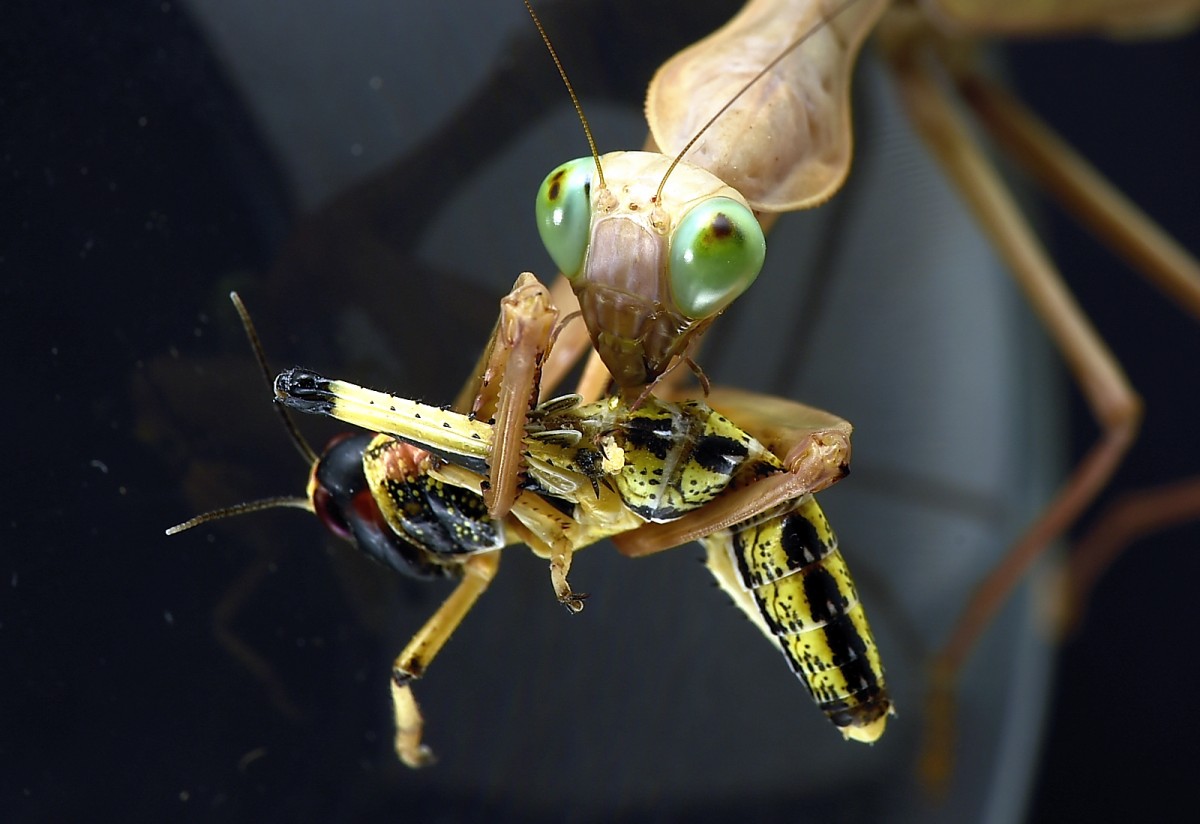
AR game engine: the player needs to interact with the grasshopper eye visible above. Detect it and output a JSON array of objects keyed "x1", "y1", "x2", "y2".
[
  {"x1": 668, "y1": 197, "x2": 765, "y2": 319},
  {"x1": 536, "y1": 158, "x2": 593, "y2": 279}
]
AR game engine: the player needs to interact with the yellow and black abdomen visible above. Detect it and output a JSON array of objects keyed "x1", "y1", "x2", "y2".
[
  {"x1": 721, "y1": 494, "x2": 891, "y2": 742},
  {"x1": 511, "y1": 390, "x2": 890, "y2": 739}
]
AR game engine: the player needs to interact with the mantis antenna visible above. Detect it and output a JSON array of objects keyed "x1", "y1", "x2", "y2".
[{"x1": 522, "y1": 0, "x2": 606, "y2": 190}]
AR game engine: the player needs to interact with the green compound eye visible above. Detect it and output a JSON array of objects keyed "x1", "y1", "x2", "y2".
[
  {"x1": 535, "y1": 158, "x2": 593, "y2": 279},
  {"x1": 668, "y1": 197, "x2": 766, "y2": 319}
]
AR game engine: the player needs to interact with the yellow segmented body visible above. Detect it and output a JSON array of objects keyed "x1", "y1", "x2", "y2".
[
  {"x1": 707, "y1": 494, "x2": 889, "y2": 741},
  {"x1": 594, "y1": 398, "x2": 774, "y2": 522}
]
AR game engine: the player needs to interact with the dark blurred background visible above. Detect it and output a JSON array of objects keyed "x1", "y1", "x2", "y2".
[{"x1": 3, "y1": 1, "x2": 1197, "y2": 821}]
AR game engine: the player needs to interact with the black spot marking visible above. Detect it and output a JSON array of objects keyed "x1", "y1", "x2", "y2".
[
  {"x1": 824, "y1": 688, "x2": 890, "y2": 729},
  {"x1": 780, "y1": 511, "x2": 833, "y2": 569},
  {"x1": 691, "y1": 435, "x2": 748, "y2": 476},
  {"x1": 621, "y1": 417, "x2": 673, "y2": 459},
  {"x1": 625, "y1": 415, "x2": 674, "y2": 438},
  {"x1": 801, "y1": 567, "x2": 850, "y2": 624},
  {"x1": 547, "y1": 169, "x2": 566, "y2": 201},
  {"x1": 393, "y1": 664, "x2": 421, "y2": 684},
  {"x1": 729, "y1": 529, "x2": 756, "y2": 587},
  {"x1": 709, "y1": 212, "x2": 734, "y2": 241},
  {"x1": 823, "y1": 614, "x2": 872, "y2": 673}
]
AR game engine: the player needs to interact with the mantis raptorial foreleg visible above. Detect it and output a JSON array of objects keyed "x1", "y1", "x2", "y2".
[
  {"x1": 463, "y1": 273, "x2": 558, "y2": 520},
  {"x1": 449, "y1": 269, "x2": 630, "y2": 606},
  {"x1": 372, "y1": 263, "x2": 639, "y2": 763}
]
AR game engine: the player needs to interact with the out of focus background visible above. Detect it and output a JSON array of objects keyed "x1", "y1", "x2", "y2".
[{"x1": 4, "y1": 1, "x2": 1197, "y2": 821}]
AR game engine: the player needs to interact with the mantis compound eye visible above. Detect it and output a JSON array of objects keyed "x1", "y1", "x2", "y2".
[
  {"x1": 668, "y1": 196, "x2": 765, "y2": 319},
  {"x1": 535, "y1": 157, "x2": 593, "y2": 279}
]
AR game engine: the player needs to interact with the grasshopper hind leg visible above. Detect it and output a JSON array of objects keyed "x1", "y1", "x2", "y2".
[{"x1": 389, "y1": 551, "x2": 501, "y2": 766}]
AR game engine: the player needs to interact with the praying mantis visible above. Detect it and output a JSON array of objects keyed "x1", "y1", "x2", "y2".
[
  {"x1": 165, "y1": 0, "x2": 1198, "y2": 818},
  {"x1": 443, "y1": 0, "x2": 1200, "y2": 799},
  {"x1": 173, "y1": 0, "x2": 897, "y2": 773}
]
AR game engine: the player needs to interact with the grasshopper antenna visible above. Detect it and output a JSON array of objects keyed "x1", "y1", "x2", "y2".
[
  {"x1": 229, "y1": 291, "x2": 320, "y2": 467},
  {"x1": 523, "y1": 0, "x2": 606, "y2": 189},
  {"x1": 166, "y1": 497, "x2": 314, "y2": 535},
  {"x1": 656, "y1": 0, "x2": 863, "y2": 204},
  {"x1": 165, "y1": 292, "x2": 320, "y2": 535}
]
